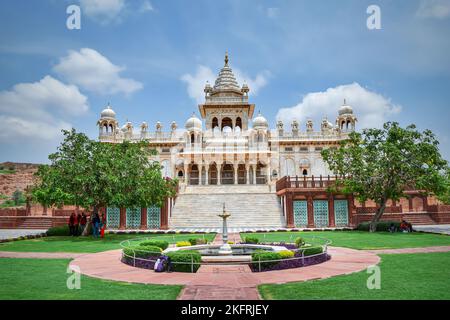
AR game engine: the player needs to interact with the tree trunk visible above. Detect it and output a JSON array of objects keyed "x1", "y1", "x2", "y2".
[{"x1": 369, "y1": 199, "x2": 387, "y2": 232}]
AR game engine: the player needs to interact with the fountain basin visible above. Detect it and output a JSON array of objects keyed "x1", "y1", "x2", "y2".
[{"x1": 163, "y1": 243, "x2": 289, "y2": 263}]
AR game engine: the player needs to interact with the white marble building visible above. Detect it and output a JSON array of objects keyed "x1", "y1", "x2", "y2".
[{"x1": 97, "y1": 54, "x2": 357, "y2": 188}]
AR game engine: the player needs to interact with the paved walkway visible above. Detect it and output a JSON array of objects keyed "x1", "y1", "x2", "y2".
[
  {"x1": 367, "y1": 246, "x2": 450, "y2": 254},
  {"x1": 68, "y1": 246, "x2": 380, "y2": 300},
  {"x1": 0, "y1": 251, "x2": 85, "y2": 259},
  {"x1": 413, "y1": 224, "x2": 450, "y2": 235},
  {"x1": 0, "y1": 229, "x2": 46, "y2": 240}
]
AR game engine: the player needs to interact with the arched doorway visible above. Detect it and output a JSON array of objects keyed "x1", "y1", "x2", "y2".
[
  {"x1": 221, "y1": 163, "x2": 234, "y2": 185},
  {"x1": 209, "y1": 163, "x2": 218, "y2": 185},
  {"x1": 189, "y1": 164, "x2": 199, "y2": 185},
  {"x1": 238, "y1": 163, "x2": 246, "y2": 184},
  {"x1": 221, "y1": 117, "x2": 232, "y2": 131},
  {"x1": 212, "y1": 117, "x2": 218, "y2": 129},
  {"x1": 256, "y1": 162, "x2": 267, "y2": 184},
  {"x1": 235, "y1": 117, "x2": 242, "y2": 130}
]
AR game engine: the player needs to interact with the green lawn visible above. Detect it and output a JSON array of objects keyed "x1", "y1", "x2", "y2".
[
  {"x1": 0, "y1": 233, "x2": 216, "y2": 253},
  {"x1": 241, "y1": 231, "x2": 450, "y2": 250},
  {"x1": 259, "y1": 252, "x2": 450, "y2": 300},
  {"x1": 0, "y1": 258, "x2": 182, "y2": 300}
]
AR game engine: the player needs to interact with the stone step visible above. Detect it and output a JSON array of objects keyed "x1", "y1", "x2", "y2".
[{"x1": 170, "y1": 191, "x2": 284, "y2": 228}]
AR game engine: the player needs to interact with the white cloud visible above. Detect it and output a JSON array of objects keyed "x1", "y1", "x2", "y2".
[
  {"x1": 140, "y1": 1, "x2": 154, "y2": 13},
  {"x1": 0, "y1": 76, "x2": 88, "y2": 141},
  {"x1": 417, "y1": 0, "x2": 450, "y2": 19},
  {"x1": 181, "y1": 65, "x2": 270, "y2": 103},
  {"x1": 80, "y1": 0, "x2": 125, "y2": 23},
  {"x1": 276, "y1": 83, "x2": 401, "y2": 130},
  {"x1": 53, "y1": 48, "x2": 143, "y2": 96}
]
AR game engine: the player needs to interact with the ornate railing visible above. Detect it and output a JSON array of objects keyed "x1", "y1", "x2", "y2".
[{"x1": 276, "y1": 175, "x2": 342, "y2": 191}]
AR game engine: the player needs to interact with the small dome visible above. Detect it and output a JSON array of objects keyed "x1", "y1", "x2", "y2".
[
  {"x1": 339, "y1": 100, "x2": 353, "y2": 115},
  {"x1": 253, "y1": 112, "x2": 269, "y2": 129},
  {"x1": 185, "y1": 113, "x2": 202, "y2": 131},
  {"x1": 101, "y1": 104, "x2": 116, "y2": 119}
]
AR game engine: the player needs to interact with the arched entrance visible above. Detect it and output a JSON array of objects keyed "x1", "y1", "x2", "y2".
[
  {"x1": 221, "y1": 163, "x2": 234, "y2": 185},
  {"x1": 256, "y1": 162, "x2": 267, "y2": 184},
  {"x1": 238, "y1": 163, "x2": 246, "y2": 184},
  {"x1": 209, "y1": 163, "x2": 218, "y2": 185},
  {"x1": 189, "y1": 164, "x2": 199, "y2": 185},
  {"x1": 221, "y1": 117, "x2": 232, "y2": 131}
]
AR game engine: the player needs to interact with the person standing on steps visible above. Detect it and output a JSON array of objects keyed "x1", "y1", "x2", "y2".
[{"x1": 79, "y1": 212, "x2": 87, "y2": 236}]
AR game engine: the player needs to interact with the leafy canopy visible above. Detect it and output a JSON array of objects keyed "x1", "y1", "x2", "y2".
[
  {"x1": 32, "y1": 129, "x2": 177, "y2": 210},
  {"x1": 322, "y1": 122, "x2": 449, "y2": 208}
]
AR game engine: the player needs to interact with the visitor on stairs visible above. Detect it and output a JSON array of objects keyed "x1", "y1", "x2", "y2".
[
  {"x1": 68, "y1": 213, "x2": 76, "y2": 236},
  {"x1": 92, "y1": 213, "x2": 101, "y2": 238}
]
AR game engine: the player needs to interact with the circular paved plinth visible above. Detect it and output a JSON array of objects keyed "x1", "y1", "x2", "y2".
[{"x1": 69, "y1": 247, "x2": 380, "y2": 287}]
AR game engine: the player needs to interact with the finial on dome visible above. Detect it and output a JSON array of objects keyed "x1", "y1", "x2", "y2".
[
  {"x1": 343, "y1": 98, "x2": 347, "y2": 105},
  {"x1": 224, "y1": 51, "x2": 229, "y2": 66}
]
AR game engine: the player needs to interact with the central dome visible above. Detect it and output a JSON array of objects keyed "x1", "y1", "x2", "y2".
[
  {"x1": 253, "y1": 112, "x2": 269, "y2": 129},
  {"x1": 185, "y1": 113, "x2": 202, "y2": 131},
  {"x1": 101, "y1": 104, "x2": 116, "y2": 119},
  {"x1": 213, "y1": 52, "x2": 240, "y2": 91}
]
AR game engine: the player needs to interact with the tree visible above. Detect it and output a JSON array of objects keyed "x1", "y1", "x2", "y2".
[
  {"x1": 12, "y1": 189, "x2": 26, "y2": 206},
  {"x1": 32, "y1": 129, "x2": 177, "y2": 220},
  {"x1": 321, "y1": 122, "x2": 449, "y2": 232}
]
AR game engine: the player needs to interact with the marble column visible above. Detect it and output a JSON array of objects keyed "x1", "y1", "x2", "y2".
[
  {"x1": 205, "y1": 167, "x2": 209, "y2": 185},
  {"x1": 199, "y1": 165, "x2": 203, "y2": 185},
  {"x1": 234, "y1": 165, "x2": 238, "y2": 185},
  {"x1": 217, "y1": 164, "x2": 222, "y2": 185},
  {"x1": 253, "y1": 166, "x2": 257, "y2": 184},
  {"x1": 246, "y1": 165, "x2": 250, "y2": 185}
]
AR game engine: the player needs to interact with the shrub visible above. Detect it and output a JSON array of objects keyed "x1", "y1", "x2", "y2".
[
  {"x1": 46, "y1": 225, "x2": 70, "y2": 236},
  {"x1": 176, "y1": 241, "x2": 192, "y2": 247},
  {"x1": 166, "y1": 250, "x2": 201, "y2": 273},
  {"x1": 123, "y1": 245, "x2": 162, "y2": 259},
  {"x1": 357, "y1": 221, "x2": 401, "y2": 232},
  {"x1": 227, "y1": 241, "x2": 234, "y2": 245},
  {"x1": 139, "y1": 240, "x2": 169, "y2": 250},
  {"x1": 279, "y1": 250, "x2": 295, "y2": 259},
  {"x1": 188, "y1": 238, "x2": 197, "y2": 245},
  {"x1": 294, "y1": 237, "x2": 305, "y2": 248},
  {"x1": 300, "y1": 246, "x2": 323, "y2": 256},
  {"x1": 244, "y1": 237, "x2": 259, "y2": 244},
  {"x1": 251, "y1": 251, "x2": 282, "y2": 269}
]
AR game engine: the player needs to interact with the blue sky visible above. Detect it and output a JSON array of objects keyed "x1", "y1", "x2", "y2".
[{"x1": 0, "y1": 0, "x2": 449, "y2": 163}]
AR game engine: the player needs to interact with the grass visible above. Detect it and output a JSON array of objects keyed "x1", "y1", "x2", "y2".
[
  {"x1": 259, "y1": 252, "x2": 450, "y2": 300},
  {"x1": 0, "y1": 233, "x2": 216, "y2": 253},
  {"x1": 0, "y1": 258, "x2": 182, "y2": 300},
  {"x1": 241, "y1": 231, "x2": 450, "y2": 250}
]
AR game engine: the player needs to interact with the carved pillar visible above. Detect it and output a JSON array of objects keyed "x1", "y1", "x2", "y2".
[
  {"x1": 286, "y1": 193, "x2": 294, "y2": 228},
  {"x1": 160, "y1": 199, "x2": 169, "y2": 230},
  {"x1": 328, "y1": 195, "x2": 336, "y2": 227},
  {"x1": 267, "y1": 164, "x2": 271, "y2": 184},
  {"x1": 140, "y1": 207, "x2": 148, "y2": 230},
  {"x1": 184, "y1": 164, "x2": 189, "y2": 184},
  {"x1": 199, "y1": 165, "x2": 203, "y2": 185},
  {"x1": 217, "y1": 163, "x2": 222, "y2": 185},
  {"x1": 246, "y1": 165, "x2": 250, "y2": 185},
  {"x1": 119, "y1": 207, "x2": 126, "y2": 230},
  {"x1": 307, "y1": 195, "x2": 315, "y2": 228},
  {"x1": 205, "y1": 167, "x2": 209, "y2": 186},
  {"x1": 408, "y1": 195, "x2": 413, "y2": 212},
  {"x1": 234, "y1": 164, "x2": 238, "y2": 185},
  {"x1": 253, "y1": 166, "x2": 257, "y2": 184}
]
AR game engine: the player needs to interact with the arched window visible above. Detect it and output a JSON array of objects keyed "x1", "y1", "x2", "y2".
[
  {"x1": 235, "y1": 117, "x2": 242, "y2": 129},
  {"x1": 221, "y1": 117, "x2": 232, "y2": 131},
  {"x1": 302, "y1": 169, "x2": 308, "y2": 176},
  {"x1": 190, "y1": 133, "x2": 195, "y2": 144},
  {"x1": 178, "y1": 170, "x2": 184, "y2": 177},
  {"x1": 212, "y1": 117, "x2": 218, "y2": 129}
]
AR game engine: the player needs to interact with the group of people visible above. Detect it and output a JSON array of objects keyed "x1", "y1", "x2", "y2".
[
  {"x1": 388, "y1": 220, "x2": 414, "y2": 233},
  {"x1": 68, "y1": 211, "x2": 106, "y2": 237}
]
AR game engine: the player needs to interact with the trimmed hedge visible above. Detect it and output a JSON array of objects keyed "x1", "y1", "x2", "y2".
[
  {"x1": 176, "y1": 241, "x2": 191, "y2": 247},
  {"x1": 166, "y1": 250, "x2": 201, "y2": 273},
  {"x1": 123, "y1": 245, "x2": 162, "y2": 259},
  {"x1": 244, "y1": 237, "x2": 259, "y2": 244},
  {"x1": 251, "y1": 251, "x2": 282, "y2": 269},
  {"x1": 46, "y1": 225, "x2": 70, "y2": 236},
  {"x1": 139, "y1": 240, "x2": 169, "y2": 250},
  {"x1": 279, "y1": 250, "x2": 295, "y2": 259},
  {"x1": 300, "y1": 246, "x2": 324, "y2": 256},
  {"x1": 188, "y1": 238, "x2": 207, "y2": 245},
  {"x1": 357, "y1": 221, "x2": 401, "y2": 232}
]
